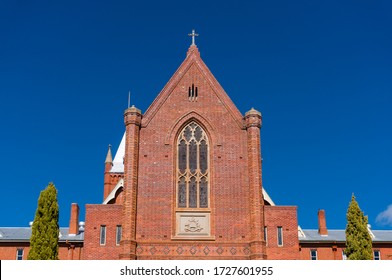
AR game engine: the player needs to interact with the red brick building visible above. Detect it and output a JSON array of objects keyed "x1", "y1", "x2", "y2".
[
  {"x1": 1, "y1": 33, "x2": 391, "y2": 260},
  {"x1": 0, "y1": 203, "x2": 83, "y2": 260},
  {"x1": 83, "y1": 35, "x2": 299, "y2": 260}
]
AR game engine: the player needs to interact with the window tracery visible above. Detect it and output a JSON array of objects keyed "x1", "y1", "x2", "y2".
[{"x1": 177, "y1": 122, "x2": 209, "y2": 209}]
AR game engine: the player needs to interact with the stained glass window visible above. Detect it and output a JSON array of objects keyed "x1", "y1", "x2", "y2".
[
  {"x1": 178, "y1": 177, "x2": 186, "y2": 207},
  {"x1": 200, "y1": 140, "x2": 208, "y2": 173},
  {"x1": 200, "y1": 177, "x2": 208, "y2": 208},
  {"x1": 189, "y1": 177, "x2": 197, "y2": 208},
  {"x1": 177, "y1": 122, "x2": 209, "y2": 208},
  {"x1": 178, "y1": 140, "x2": 186, "y2": 173},
  {"x1": 195, "y1": 126, "x2": 202, "y2": 141},
  {"x1": 189, "y1": 140, "x2": 197, "y2": 173}
]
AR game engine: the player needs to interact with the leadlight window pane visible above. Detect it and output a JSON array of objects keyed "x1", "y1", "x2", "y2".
[
  {"x1": 189, "y1": 140, "x2": 197, "y2": 173},
  {"x1": 178, "y1": 177, "x2": 186, "y2": 207},
  {"x1": 184, "y1": 126, "x2": 192, "y2": 141},
  {"x1": 200, "y1": 177, "x2": 208, "y2": 208},
  {"x1": 200, "y1": 140, "x2": 208, "y2": 173},
  {"x1": 189, "y1": 177, "x2": 197, "y2": 208},
  {"x1": 194, "y1": 126, "x2": 202, "y2": 141},
  {"x1": 179, "y1": 140, "x2": 187, "y2": 173},
  {"x1": 177, "y1": 122, "x2": 209, "y2": 209}
]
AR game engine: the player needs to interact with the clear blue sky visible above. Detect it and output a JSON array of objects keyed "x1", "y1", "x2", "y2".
[{"x1": 0, "y1": 1, "x2": 391, "y2": 231}]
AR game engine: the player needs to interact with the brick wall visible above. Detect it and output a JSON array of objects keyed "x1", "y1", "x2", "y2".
[
  {"x1": 264, "y1": 206, "x2": 299, "y2": 259},
  {"x1": 300, "y1": 242, "x2": 392, "y2": 260},
  {"x1": 299, "y1": 244, "x2": 343, "y2": 260},
  {"x1": 83, "y1": 204, "x2": 122, "y2": 259},
  {"x1": 0, "y1": 242, "x2": 82, "y2": 260}
]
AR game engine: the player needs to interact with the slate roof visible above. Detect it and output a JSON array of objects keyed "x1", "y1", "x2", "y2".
[
  {"x1": 0, "y1": 227, "x2": 84, "y2": 242},
  {"x1": 300, "y1": 229, "x2": 392, "y2": 243},
  {"x1": 371, "y1": 230, "x2": 392, "y2": 242}
]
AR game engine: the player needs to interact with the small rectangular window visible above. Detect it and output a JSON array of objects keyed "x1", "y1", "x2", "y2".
[
  {"x1": 264, "y1": 226, "x2": 268, "y2": 245},
  {"x1": 310, "y1": 249, "x2": 317, "y2": 260},
  {"x1": 277, "y1": 226, "x2": 283, "y2": 246},
  {"x1": 116, "y1": 225, "x2": 122, "y2": 246},
  {"x1": 100, "y1": 225, "x2": 106, "y2": 245},
  {"x1": 374, "y1": 250, "x2": 381, "y2": 260},
  {"x1": 16, "y1": 248, "x2": 24, "y2": 260}
]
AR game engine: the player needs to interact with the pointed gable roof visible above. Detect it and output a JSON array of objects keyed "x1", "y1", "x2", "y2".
[{"x1": 141, "y1": 45, "x2": 245, "y2": 129}]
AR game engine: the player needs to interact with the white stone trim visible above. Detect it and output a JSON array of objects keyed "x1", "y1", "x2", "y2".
[{"x1": 103, "y1": 179, "x2": 124, "y2": 204}]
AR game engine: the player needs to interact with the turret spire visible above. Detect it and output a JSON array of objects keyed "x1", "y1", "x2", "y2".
[{"x1": 105, "y1": 144, "x2": 113, "y2": 164}]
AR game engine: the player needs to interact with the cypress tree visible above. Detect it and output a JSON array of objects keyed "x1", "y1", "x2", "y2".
[
  {"x1": 28, "y1": 182, "x2": 59, "y2": 260},
  {"x1": 345, "y1": 194, "x2": 373, "y2": 260}
]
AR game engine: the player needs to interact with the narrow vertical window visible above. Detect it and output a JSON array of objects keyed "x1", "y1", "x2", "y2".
[
  {"x1": 189, "y1": 177, "x2": 197, "y2": 208},
  {"x1": 177, "y1": 122, "x2": 209, "y2": 208},
  {"x1": 16, "y1": 248, "x2": 24, "y2": 260},
  {"x1": 199, "y1": 177, "x2": 208, "y2": 208},
  {"x1": 310, "y1": 249, "x2": 317, "y2": 260},
  {"x1": 199, "y1": 140, "x2": 208, "y2": 173},
  {"x1": 342, "y1": 251, "x2": 347, "y2": 260},
  {"x1": 178, "y1": 177, "x2": 186, "y2": 208},
  {"x1": 189, "y1": 140, "x2": 197, "y2": 173},
  {"x1": 264, "y1": 226, "x2": 268, "y2": 245},
  {"x1": 277, "y1": 226, "x2": 283, "y2": 246},
  {"x1": 179, "y1": 140, "x2": 186, "y2": 173},
  {"x1": 188, "y1": 84, "x2": 198, "y2": 101},
  {"x1": 374, "y1": 250, "x2": 381, "y2": 260},
  {"x1": 100, "y1": 225, "x2": 106, "y2": 245},
  {"x1": 116, "y1": 225, "x2": 122, "y2": 246}
]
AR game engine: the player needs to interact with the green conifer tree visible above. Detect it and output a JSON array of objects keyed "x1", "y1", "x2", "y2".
[
  {"x1": 345, "y1": 194, "x2": 373, "y2": 260},
  {"x1": 28, "y1": 182, "x2": 59, "y2": 260}
]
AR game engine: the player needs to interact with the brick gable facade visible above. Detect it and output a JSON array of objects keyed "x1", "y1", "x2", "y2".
[{"x1": 83, "y1": 44, "x2": 299, "y2": 260}]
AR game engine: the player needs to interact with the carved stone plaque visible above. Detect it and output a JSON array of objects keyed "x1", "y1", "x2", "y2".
[{"x1": 175, "y1": 212, "x2": 211, "y2": 239}]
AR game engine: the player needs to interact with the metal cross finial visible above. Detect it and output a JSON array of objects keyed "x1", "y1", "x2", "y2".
[{"x1": 188, "y1": 29, "x2": 199, "y2": 46}]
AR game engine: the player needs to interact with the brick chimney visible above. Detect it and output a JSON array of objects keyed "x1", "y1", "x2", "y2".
[
  {"x1": 69, "y1": 203, "x2": 80, "y2": 236},
  {"x1": 318, "y1": 209, "x2": 328, "y2": 236}
]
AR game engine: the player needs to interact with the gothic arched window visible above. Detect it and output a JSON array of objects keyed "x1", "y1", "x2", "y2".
[{"x1": 177, "y1": 122, "x2": 209, "y2": 209}]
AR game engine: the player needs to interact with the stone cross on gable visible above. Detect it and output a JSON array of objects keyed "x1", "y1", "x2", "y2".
[{"x1": 188, "y1": 29, "x2": 199, "y2": 46}]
